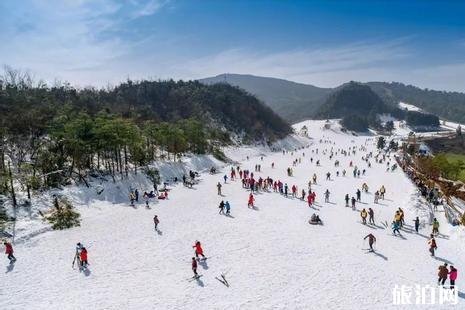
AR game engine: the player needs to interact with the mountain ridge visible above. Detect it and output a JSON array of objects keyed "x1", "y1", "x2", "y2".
[{"x1": 199, "y1": 73, "x2": 465, "y2": 124}]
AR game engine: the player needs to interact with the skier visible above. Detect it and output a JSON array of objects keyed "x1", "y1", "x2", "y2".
[
  {"x1": 248, "y1": 193, "x2": 255, "y2": 208},
  {"x1": 326, "y1": 172, "x2": 331, "y2": 180},
  {"x1": 192, "y1": 257, "x2": 199, "y2": 277},
  {"x1": 219, "y1": 200, "x2": 225, "y2": 215},
  {"x1": 129, "y1": 191, "x2": 135, "y2": 206},
  {"x1": 413, "y1": 216, "x2": 420, "y2": 233},
  {"x1": 324, "y1": 189, "x2": 330, "y2": 203},
  {"x1": 438, "y1": 263, "x2": 448, "y2": 286},
  {"x1": 225, "y1": 201, "x2": 231, "y2": 215},
  {"x1": 360, "y1": 208, "x2": 367, "y2": 225},
  {"x1": 73, "y1": 242, "x2": 84, "y2": 268},
  {"x1": 344, "y1": 194, "x2": 349, "y2": 207},
  {"x1": 374, "y1": 191, "x2": 379, "y2": 204},
  {"x1": 398, "y1": 208, "x2": 405, "y2": 226},
  {"x1": 362, "y1": 183, "x2": 368, "y2": 193},
  {"x1": 391, "y1": 221, "x2": 400, "y2": 235},
  {"x1": 193, "y1": 241, "x2": 206, "y2": 259},
  {"x1": 364, "y1": 233, "x2": 376, "y2": 252},
  {"x1": 80, "y1": 247, "x2": 88, "y2": 268},
  {"x1": 368, "y1": 208, "x2": 375, "y2": 225},
  {"x1": 351, "y1": 196, "x2": 356, "y2": 210},
  {"x1": 4, "y1": 241, "x2": 16, "y2": 263},
  {"x1": 428, "y1": 235, "x2": 437, "y2": 256},
  {"x1": 135, "y1": 189, "x2": 139, "y2": 202},
  {"x1": 356, "y1": 189, "x2": 361, "y2": 202},
  {"x1": 223, "y1": 175, "x2": 228, "y2": 183},
  {"x1": 394, "y1": 211, "x2": 402, "y2": 227},
  {"x1": 432, "y1": 218, "x2": 440, "y2": 235},
  {"x1": 379, "y1": 185, "x2": 386, "y2": 199},
  {"x1": 307, "y1": 193, "x2": 313, "y2": 207},
  {"x1": 153, "y1": 215, "x2": 159, "y2": 230},
  {"x1": 449, "y1": 266, "x2": 458, "y2": 290},
  {"x1": 217, "y1": 182, "x2": 222, "y2": 195},
  {"x1": 291, "y1": 185, "x2": 297, "y2": 197}
]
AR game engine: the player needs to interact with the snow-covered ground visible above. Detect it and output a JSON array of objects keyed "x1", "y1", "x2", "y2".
[
  {"x1": 398, "y1": 101, "x2": 464, "y2": 135},
  {"x1": 399, "y1": 101, "x2": 423, "y2": 112},
  {"x1": 1, "y1": 120, "x2": 464, "y2": 309}
]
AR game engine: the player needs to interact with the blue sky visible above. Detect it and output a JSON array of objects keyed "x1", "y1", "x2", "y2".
[{"x1": 1, "y1": 0, "x2": 465, "y2": 91}]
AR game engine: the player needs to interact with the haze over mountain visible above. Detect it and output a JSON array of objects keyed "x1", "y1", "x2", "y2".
[
  {"x1": 200, "y1": 74, "x2": 332, "y2": 122},
  {"x1": 200, "y1": 73, "x2": 465, "y2": 124}
]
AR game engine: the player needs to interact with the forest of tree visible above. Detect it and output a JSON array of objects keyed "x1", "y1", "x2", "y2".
[
  {"x1": 316, "y1": 82, "x2": 440, "y2": 132},
  {"x1": 368, "y1": 81, "x2": 465, "y2": 123},
  {"x1": 0, "y1": 68, "x2": 291, "y2": 200}
]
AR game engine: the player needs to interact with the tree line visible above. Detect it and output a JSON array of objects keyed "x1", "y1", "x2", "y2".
[
  {"x1": 317, "y1": 82, "x2": 440, "y2": 132},
  {"x1": 0, "y1": 67, "x2": 291, "y2": 202}
]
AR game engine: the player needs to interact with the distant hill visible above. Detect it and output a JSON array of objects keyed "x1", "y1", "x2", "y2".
[
  {"x1": 199, "y1": 74, "x2": 332, "y2": 122},
  {"x1": 315, "y1": 82, "x2": 439, "y2": 132},
  {"x1": 367, "y1": 82, "x2": 465, "y2": 123},
  {"x1": 315, "y1": 82, "x2": 390, "y2": 119},
  {"x1": 200, "y1": 73, "x2": 465, "y2": 125}
]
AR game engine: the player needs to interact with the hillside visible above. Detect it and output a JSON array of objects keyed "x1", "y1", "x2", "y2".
[
  {"x1": 315, "y1": 82, "x2": 390, "y2": 119},
  {"x1": 0, "y1": 77, "x2": 292, "y2": 198},
  {"x1": 368, "y1": 82, "x2": 465, "y2": 123},
  {"x1": 0, "y1": 79, "x2": 291, "y2": 143},
  {"x1": 200, "y1": 74, "x2": 332, "y2": 122},
  {"x1": 200, "y1": 74, "x2": 465, "y2": 126},
  {"x1": 2, "y1": 120, "x2": 464, "y2": 309}
]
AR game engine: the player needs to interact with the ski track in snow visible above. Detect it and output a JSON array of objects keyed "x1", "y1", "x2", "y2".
[{"x1": 1, "y1": 120, "x2": 465, "y2": 310}]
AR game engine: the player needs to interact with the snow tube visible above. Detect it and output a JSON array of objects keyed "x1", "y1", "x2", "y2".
[{"x1": 308, "y1": 220, "x2": 323, "y2": 225}]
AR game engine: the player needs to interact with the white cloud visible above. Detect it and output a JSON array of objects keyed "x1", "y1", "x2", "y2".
[
  {"x1": 130, "y1": 0, "x2": 169, "y2": 18},
  {"x1": 165, "y1": 39, "x2": 465, "y2": 92},
  {"x1": 0, "y1": 0, "x2": 173, "y2": 87},
  {"x1": 1, "y1": 2, "x2": 464, "y2": 93},
  {"x1": 170, "y1": 39, "x2": 409, "y2": 81}
]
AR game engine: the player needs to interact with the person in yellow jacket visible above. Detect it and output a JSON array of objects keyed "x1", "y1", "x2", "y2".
[
  {"x1": 398, "y1": 208, "x2": 404, "y2": 227},
  {"x1": 394, "y1": 211, "x2": 402, "y2": 226},
  {"x1": 361, "y1": 208, "x2": 368, "y2": 225}
]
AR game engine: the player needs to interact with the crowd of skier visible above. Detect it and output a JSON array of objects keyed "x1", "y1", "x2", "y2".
[{"x1": 2, "y1": 124, "x2": 460, "y2": 293}]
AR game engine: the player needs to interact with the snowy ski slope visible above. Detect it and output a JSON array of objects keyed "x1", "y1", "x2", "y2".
[{"x1": 1, "y1": 120, "x2": 464, "y2": 310}]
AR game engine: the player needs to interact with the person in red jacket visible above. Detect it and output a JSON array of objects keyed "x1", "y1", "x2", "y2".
[
  {"x1": 449, "y1": 266, "x2": 458, "y2": 290},
  {"x1": 80, "y1": 247, "x2": 88, "y2": 267},
  {"x1": 193, "y1": 241, "x2": 205, "y2": 259},
  {"x1": 310, "y1": 191, "x2": 316, "y2": 205},
  {"x1": 307, "y1": 193, "x2": 313, "y2": 207},
  {"x1": 248, "y1": 193, "x2": 255, "y2": 208},
  {"x1": 4, "y1": 241, "x2": 16, "y2": 263}
]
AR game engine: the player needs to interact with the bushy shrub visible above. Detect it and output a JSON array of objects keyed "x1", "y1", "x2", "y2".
[
  {"x1": 46, "y1": 197, "x2": 81, "y2": 230},
  {"x1": 211, "y1": 147, "x2": 227, "y2": 162}
]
